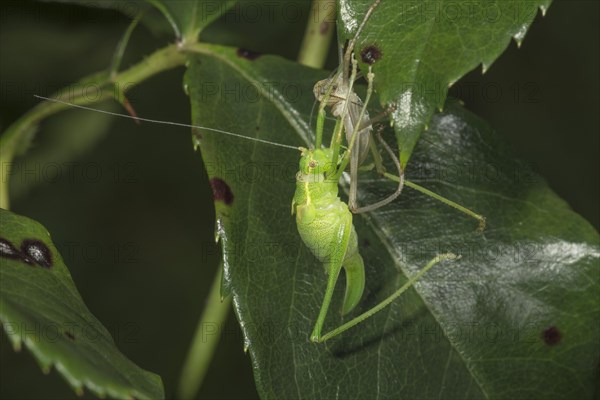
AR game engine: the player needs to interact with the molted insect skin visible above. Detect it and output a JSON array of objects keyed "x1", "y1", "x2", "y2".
[
  {"x1": 313, "y1": 76, "x2": 372, "y2": 164},
  {"x1": 292, "y1": 149, "x2": 366, "y2": 315}
]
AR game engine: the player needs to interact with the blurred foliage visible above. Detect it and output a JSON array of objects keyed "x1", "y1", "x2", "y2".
[
  {"x1": 0, "y1": 0, "x2": 598, "y2": 399},
  {"x1": 0, "y1": 208, "x2": 164, "y2": 399}
]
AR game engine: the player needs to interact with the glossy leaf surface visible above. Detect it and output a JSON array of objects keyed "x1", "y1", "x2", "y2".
[
  {"x1": 337, "y1": 0, "x2": 552, "y2": 165},
  {"x1": 186, "y1": 49, "x2": 599, "y2": 399}
]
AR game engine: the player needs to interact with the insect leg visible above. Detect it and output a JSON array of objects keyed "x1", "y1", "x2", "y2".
[
  {"x1": 367, "y1": 134, "x2": 386, "y2": 175},
  {"x1": 335, "y1": 62, "x2": 369, "y2": 176},
  {"x1": 362, "y1": 125, "x2": 485, "y2": 229},
  {"x1": 315, "y1": 95, "x2": 327, "y2": 149},
  {"x1": 316, "y1": 253, "x2": 460, "y2": 343},
  {"x1": 347, "y1": 59, "x2": 363, "y2": 211},
  {"x1": 352, "y1": 127, "x2": 405, "y2": 214},
  {"x1": 310, "y1": 212, "x2": 354, "y2": 343},
  {"x1": 385, "y1": 173, "x2": 487, "y2": 231},
  {"x1": 337, "y1": 65, "x2": 404, "y2": 214}
]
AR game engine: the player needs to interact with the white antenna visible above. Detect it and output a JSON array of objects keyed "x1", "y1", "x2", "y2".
[{"x1": 33, "y1": 95, "x2": 301, "y2": 151}]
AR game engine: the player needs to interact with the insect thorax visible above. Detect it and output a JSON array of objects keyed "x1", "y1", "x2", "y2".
[{"x1": 294, "y1": 148, "x2": 341, "y2": 207}]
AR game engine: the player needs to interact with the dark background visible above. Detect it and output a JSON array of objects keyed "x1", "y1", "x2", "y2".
[{"x1": 1, "y1": 1, "x2": 598, "y2": 399}]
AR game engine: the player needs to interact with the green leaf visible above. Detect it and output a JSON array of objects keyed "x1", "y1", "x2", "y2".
[
  {"x1": 146, "y1": 0, "x2": 237, "y2": 41},
  {"x1": 39, "y1": 0, "x2": 236, "y2": 41},
  {"x1": 38, "y1": 0, "x2": 148, "y2": 21},
  {"x1": 38, "y1": 0, "x2": 170, "y2": 37},
  {"x1": 202, "y1": 1, "x2": 313, "y2": 57},
  {"x1": 0, "y1": 209, "x2": 164, "y2": 399},
  {"x1": 185, "y1": 50, "x2": 599, "y2": 398},
  {"x1": 337, "y1": 0, "x2": 552, "y2": 165}
]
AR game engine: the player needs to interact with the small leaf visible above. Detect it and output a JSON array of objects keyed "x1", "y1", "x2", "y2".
[
  {"x1": 145, "y1": 0, "x2": 237, "y2": 41},
  {"x1": 39, "y1": 0, "x2": 236, "y2": 41},
  {"x1": 185, "y1": 50, "x2": 599, "y2": 398},
  {"x1": 337, "y1": 0, "x2": 552, "y2": 165},
  {"x1": 0, "y1": 208, "x2": 164, "y2": 399}
]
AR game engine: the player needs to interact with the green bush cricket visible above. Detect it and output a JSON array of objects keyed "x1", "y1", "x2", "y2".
[{"x1": 32, "y1": 0, "x2": 485, "y2": 342}]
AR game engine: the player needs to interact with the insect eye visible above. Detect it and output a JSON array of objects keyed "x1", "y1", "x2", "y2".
[{"x1": 308, "y1": 160, "x2": 317, "y2": 168}]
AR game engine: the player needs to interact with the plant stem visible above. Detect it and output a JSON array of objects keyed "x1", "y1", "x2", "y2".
[
  {"x1": 109, "y1": 12, "x2": 143, "y2": 78},
  {"x1": 177, "y1": 265, "x2": 232, "y2": 400},
  {"x1": 297, "y1": 0, "x2": 336, "y2": 69},
  {"x1": 0, "y1": 44, "x2": 185, "y2": 209}
]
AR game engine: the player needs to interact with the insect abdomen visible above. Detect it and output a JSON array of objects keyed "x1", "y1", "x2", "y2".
[{"x1": 294, "y1": 179, "x2": 365, "y2": 314}]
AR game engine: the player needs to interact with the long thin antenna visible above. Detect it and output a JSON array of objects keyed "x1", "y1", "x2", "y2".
[{"x1": 33, "y1": 95, "x2": 300, "y2": 151}]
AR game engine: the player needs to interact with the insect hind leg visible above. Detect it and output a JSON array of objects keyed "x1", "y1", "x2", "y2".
[{"x1": 316, "y1": 252, "x2": 459, "y2": 343}]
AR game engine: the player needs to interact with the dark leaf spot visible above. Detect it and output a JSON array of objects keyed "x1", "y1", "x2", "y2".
[
  {"x1": 64, "y1": 331, "x2": 76, "y2": 341},
  {"x1": 0, "y1": 238, "x2": 34, "y2": 265},
  {"x1": 237, "y1": 48, "x2": 261, "y2": 61},
  {"x1": 542, "y1": 326, "x2": 561, "y2": 346},
  {"x1": 210, "y1": 178, "x2": 234, "y2": 205},
  {"x1": 0, "y1": 238, "x2": 22, "y2": 260},
  {"x1": 319, "y1": 21, "x2": 331, "y2": 35},
  {"x1": 360, "y1": 44, "x2": 382, "y2": 65},
  {"x1": 21, "y1": 239, "x2": 53, "y2": 268}
]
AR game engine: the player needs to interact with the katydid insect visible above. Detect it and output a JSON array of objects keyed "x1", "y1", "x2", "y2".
[
  {"x1": 32, "y1": 82, "x2": 476, "y2": 343},
  {"x1": 294, "y1": 0, "x2": 483, "y2": 341},
  {"x1": 32, "y1": 0, "x2": 484, "y2": 342},
  {"x1": 293, "y1": 57, "x2": 462, "y2": 342}
]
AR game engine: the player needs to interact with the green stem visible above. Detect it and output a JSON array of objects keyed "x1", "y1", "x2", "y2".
[
  {"x1": 109, "y1": 11, "x2": 144, "y2": 78},
  {"x1": 177, "y1": 265, "x2": 232, "y2": 400},
  {"x1": 0, "y1": 44, "x2": 185, "y2": 209},
  {"x1": 297, "y1": 0, "x2": 336, "y2": 69}
]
